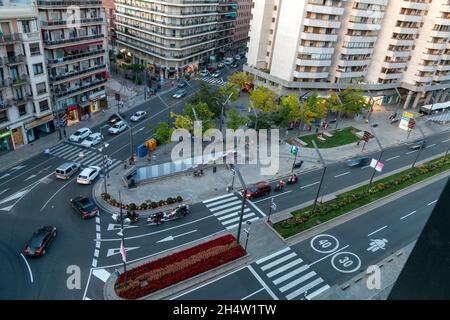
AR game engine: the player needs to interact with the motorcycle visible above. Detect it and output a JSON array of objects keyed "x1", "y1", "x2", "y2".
[
  {"x1": 274, "y1": 181, "x2": 286, "y2": 192},
  {"x1": 292, "y1": 160, "x2": 304, "y2": 170},
  {"x1": 193, "y1": 169, "x2": 204, "y2": 177},
  {"x1": 287, "y1": 175, "x2": 298, "y2": 185},
  {"x1": 112, "y1": 211, "x2": 140, "y2": 224},
  {"x1": 147, "y1": 204, "x2": 190, "y2": 225}
]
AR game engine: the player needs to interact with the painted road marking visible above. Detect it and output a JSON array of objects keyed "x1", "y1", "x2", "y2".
[
  {"x1": 273, "y1": 264, "x2": 309, "y2": 286},
  {"x1": 204, "y1": 196, "x2": 238, "y2": 207},
  {"x1": 361, "y1": 165, "x2": 371, "y2": 169},
  {"x1": 308, "y1": 245, "x2": 350, "y2": 267},
  {"x1": 386, "y1": 155, "x2": 400, "y2": 161},
  {"x1": 203, "y1": 193, "x2": 235, "y2": 204},
  {"x1": 92, "y1": 259, "x2": 97, "y2": 268},
  {"x1": 107, "y1": 246, "x2": 140, "y2": 257},
  {"x1": 96, "y1": 225, "x2": 100, "y2": 232},
  {"x1": 400, "y1": 210, "x2": 416, "y2": 220},
  {"x1": 226, "y1": 217, "x2": 259, "y2": 230},
  {"x1": 218, "y1": 208, "x2": 251, "y2": 221},
  {"x1": 286, "y1": 278, "x2": 324, "y2": 300},
  {"x1": 331, "y1": 251, "x2": 361, "y2": 274},
  {"x1": 94, "y1": 249, "x2": 99, "y2": 258},
  {"x1": 367, "y1": 225, "x2": 388, "y2": 237},
  {"x1": 442, "y1": 139, "x2": 450, "y2": 143},
  {"x1": 157, "y1": 230, "x2": 198, "y2": 243},
  {"x1": 212, "y1": 205, "x2": 244, "y2": 217},
  {"x1": 427, "y1": 200, "x2": 438, "y2": 206},
  {"x1": 252, "y1": 190, "x2": 292, "y2": 203},
  {"x1": 222, "y1": 213, "x2": 255, "y2": 225},
  {"x1": 260, "y1": 252, "x2": 297, "y2": 271},
  {"x1": 20, "y1": 253, "x2": 33, "y2": 283},
  {"x1": 92, "y1": 269, "x2": 110, "y2": 283},
  {"x1": 208, "y1": 200, "x2": 242, "y2": 212},
  {"x1": 241, "y1": 288, "x2": 265, "y2": 300},
  {"x1": 306, "y1": 284, "x2": 331, "y2": 300},
  {"x1": 280, "y1": 271, "x2": 316, "y2": 293},
  {"x1": 310, "y1": 234, "x2": 339, "y2": 254},
  {"x1": 248, "y1": 266, "x2": 279, "y2": 300},
  {"x1": 425, "y1": 144, "x2": 437, "y2": 148},
  {"x1": 334, "y1": 172, "x2": 350, "y2": 178},
  {"x1": 256, "y1": 247, "x2": 290, "y2": 265},
  {"x1": 406, "y1": 150, "x2": 418, "y2": 155},
  {"x1": 300, "y1": 181, "x2": 320, "y2": 189},
  {"x1": 267, "y1": 258, "x2": 303, "y2": 278}
]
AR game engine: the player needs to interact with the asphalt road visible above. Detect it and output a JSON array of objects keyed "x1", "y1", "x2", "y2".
[{"x1": 175, "y1": 177, "x2": 448, "y2": 300}]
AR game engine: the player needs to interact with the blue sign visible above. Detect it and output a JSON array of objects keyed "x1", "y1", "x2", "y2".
[{"x1": 290, "y1": 145, "x2": 298, "y2": 156}]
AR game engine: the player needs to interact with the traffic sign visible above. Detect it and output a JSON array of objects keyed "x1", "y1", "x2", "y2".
[
  {"x1": 290, "y1": 145, "x2": 298, "y2": 156},
  {"x1": 362, "y1": 131, "x2": 371, "y2": 142},
  {"x1": 370, "y1": 158, "x2": 384, "y2": 172}
]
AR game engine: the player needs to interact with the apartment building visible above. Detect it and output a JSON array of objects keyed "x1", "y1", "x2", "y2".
[
  {"x1": 0, "y1": 0, "x2": 52, "y2": 154},
  {"x1": 245, "y1": 0, "x2": 450, "y2": 110},
  {"x1": 233, "y1": 0, "x2": 253, "y2": 55},
  {"x1": 103, "y1": 0, "x2": 117, "y2": 50},
  {"x1": 37, "y1": 0, "x2": 108, "y2": 127},
  {"x1": 114, "y1": 0, "x2": 237, "y2": 80}
]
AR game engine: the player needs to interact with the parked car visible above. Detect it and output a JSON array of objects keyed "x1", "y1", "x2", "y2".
[
  {"x1": 23, "y1": 226, "x2": 56, "y2": 257},
  {"x1": 69, "y1": 128, "x2": 92, "y2": 142},
  {"x1": 76, "y1": 166, "x2": 101, "y2": 185},
  {"x1": 231, "y1": 63, "x2": 239, "y2": 68},
  {"x1": 69, "y1": 196, "x2": 99, "y2": 219},
  {"x1": 224, "y1": 58, "x2": 234, "y2": 65},
  {"x1": 235, "y1": 55, "x2": 241, "y2": 60},
  {"x1": 199, "y1": 69, "x2": 209, "y2": 77},
  {"x1": 346, "y1": 157, "x2": 371, "y2": 168},
  {"x1": 211, "y1": 71, "x2": 221, "y2": 78},
  {"x1": 177, "y1": 80, "x2": 188, "y2": 88},
  {"x1": 81, "y1": 132, "x2": 103, "y2": 148},
  {"x1": 173, "y1": 89, "x2": 187, "y2": 99},
  {"x1": 108, "y1": 121, "x2": 127, "y2": 134},
  {"x1": 245, "y1": 182, "x2": 272, "y2": 199},
  {"x1": 108, "y1": 113, "x2": 123, "y2": 125},
  {"x1": 55, "y1": 162, "x2": 81, "y2": 180},
  {"x1": 217, "y1": 63, "x2": 225, "y2": 69},
  {"x1": 130, "y1": 111, "x2": 147, "y2": 122},
  {"x1": 408, "y1": 139, "x2": 426, "y2": 150}
]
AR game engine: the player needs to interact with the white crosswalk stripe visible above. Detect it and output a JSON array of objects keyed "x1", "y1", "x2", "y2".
[
  {"x1": 254, "y1": 247, "x2": 330, "y2": 300},
  {"x1": 202, "y1": 193, "x2": 263, "y2": 230},
  {"x1": 50, "y1": 142, "x2": 121, "y2": 172},
  {"x1": 201, "y1": 77, "x2": 225, "y2": 87}
]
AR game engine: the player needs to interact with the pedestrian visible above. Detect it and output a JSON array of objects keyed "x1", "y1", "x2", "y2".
[
  {"x1": 123, "y1": 160, "x2": 127, "y2": 170},
  {"x1": 63, "y1": 128, "x2": 67, "y2": 138}
]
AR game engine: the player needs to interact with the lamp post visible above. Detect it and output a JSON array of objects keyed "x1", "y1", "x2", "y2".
[
  {"x1": 366, "y1": 126, "x2": 383, "y2": 193},
  {"x1": 243, "y1": 220, "x2": 251, "y2": 252},
  {"x1": 118, "y1": 190, "x2": 127, "y2": 285},
  {"x1": 410, "y1": 123, "x2": 426, "y2": 173},
  {"x1": 99, "y1": 125, "x2": 109, "y2": 194},
  {"x1": 298, "y1": 91, "x2": 312, "y2": 132},
  {"x1": 311, "y1": 140, "x2": 327, "y2": 215}
]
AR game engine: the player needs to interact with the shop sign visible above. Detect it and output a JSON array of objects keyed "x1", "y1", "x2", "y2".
[{"x1": 0, "y1": 131, "x2": 12, "y2": 139}]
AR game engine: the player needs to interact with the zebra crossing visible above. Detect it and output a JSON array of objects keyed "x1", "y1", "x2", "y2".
[
  {"x1": 255, "y1": 247, "x2": 330, "y2": 300},
  {"x1": 50, "y1": 143, "x2": 122, "y2": 171},
  {"x1": 84, "y1": 268, "x2": 112, "y2": 300},
  {"x1": 203, "y1": 193, "x2": 260, "y2": 230},
  {"x1": 201, "y1": 76, "x2": 225, "y2": 87}
]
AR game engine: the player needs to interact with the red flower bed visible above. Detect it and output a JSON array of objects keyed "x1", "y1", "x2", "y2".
[{"x1": 115, "y1": 234, "x2": 245, "y2": 299}]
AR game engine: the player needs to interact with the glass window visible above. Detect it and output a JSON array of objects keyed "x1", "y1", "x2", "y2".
[{"x1": 33, "y1": 63, "x2": 44, "y2": 75}]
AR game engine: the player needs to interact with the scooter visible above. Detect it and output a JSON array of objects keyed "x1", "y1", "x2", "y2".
[
  {"x1": 193, "y1": 169, "x2": 204, "y2": 177},
  {"x1": 287, "y1": 175, "x2": 298, "y2": 185},
  {"x1": 274, "y1": 181, "x2": 286, "y2": 192},
  {"x1": 146, "y1": 205, "x2": 190, "y2": 225}
]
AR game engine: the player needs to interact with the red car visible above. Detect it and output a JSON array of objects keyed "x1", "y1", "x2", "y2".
[{"x1": 245, "y1": 182, "x2": 271, "y2": 199}]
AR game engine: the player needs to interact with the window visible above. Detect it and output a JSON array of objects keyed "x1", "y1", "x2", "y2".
[
  {"x1": 18, "y1": 104, "x2": 27, "y2": 116},
  {"x1": 39, "y1": 100, "x2": 50, "y2": 112},
  {"x1": 21, "y1": 20, "x2": 31, "y2": 33},
  {"x1": 33, "y1": 63, "x2": 43, "y2": 75},
  {"x1": 29, "y1": 43, "x2": 41, "y2": 56},
  {"x1": 36, "y1": 82, "x2": 47, "y2": 95},
  {"x1": 0, "y1": 110, "x2": 8, "y2": 124}
]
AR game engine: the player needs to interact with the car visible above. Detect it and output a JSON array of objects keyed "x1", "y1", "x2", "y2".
[
  {"x1": 231, "y1": 63, "x2": 239, "y2": 68},
  {"x1": 217, "y1": 63, "x2": 225, "y2": 69},
  {"x1": 173, "y1": 89, "x2": 186, "y2": 99},
  {"x1": 108, "y1": 113, "x2": 125, "y2": 125},
  {"x1": 408, "y1": 139, "x2": 426, "y2": 150},
  {"x1": 81, "y1": 132, "x2": 103, "y2": 148},
  {"x1": 346, "y1": 157, "x2": 371, "y2": 168},
  {"x1": 211, "y1": 71, "x2": 221, "y2": 78},
  {"x1": 235, "y1": 55, "x2": 241, "y2": 60},
  {"x1": 108, "y1": 121, "x2": 127, "y2": 134},
  {"x1": 224, "y1": 58, "x2": 234, "y2": 65},
  {"x1": 177, "y1": 80, "x2": 188, "y2": 88},
  {"x1": 130, "y1": 111, "x2": 147, "y2": 122},
  {"x1": 199, "y1": 69, "x2": 209, "y2": 77},
  {"x1": 23, "y1": 226, "x2": 56, "y2": 257},
  {"x1": 70, "y1": 196, "x2": 99, "y2": 219},
  {"x1": 76, "y1": 166, "x2": 101, "y2": 184},
  {"x1": 69, "y1": 128, "x2": 92, "y2": 142},
  {"x1": 245, "y1": 182, "x2": 272, "y2": 199},
  {"x1": 55, "y1": 162, "x2": 81, "y2": 180}
]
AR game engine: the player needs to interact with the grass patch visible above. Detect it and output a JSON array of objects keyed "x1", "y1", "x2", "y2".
[
  {"x1": 273, "y1": 156, "x2": 450, "y2": 238},
  {"x1": 299, "y1": 127, "x2": 360, "y2": 148}
]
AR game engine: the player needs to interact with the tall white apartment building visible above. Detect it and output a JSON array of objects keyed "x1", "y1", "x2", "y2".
[
  {"x1": 245, "y1": 0, "x2": 450, "y2": 110},
  {"x1": 0, "y1": 0, "x2": 52, "y2": 154},
  {"x1": 114, "y1": 0, "x2": 238, "y2": 79}
]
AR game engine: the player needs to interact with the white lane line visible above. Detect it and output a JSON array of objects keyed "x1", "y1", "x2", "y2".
[
  {"x1": 273, "y1": 264, "x2": 309, "y2": 285},
  {"x1": 95, "y1": 241, "x2": 101, "y2": 249},
  {"x1": 222, "y1": 213, "x2": 256, "y2": 225},
  {"x1": 92, "y1": 259, "x2": 97, "y2": 268},
  {"x1": 400, "y1": 211, "x2": 416, "y2": 220},
  {"x1": 40, "y1": 178, "x2": 75, "y2": 211},
  {"x1": 248, "y1": 266, "x2": 279, "y2": 300},
  {"x1": 96, "y1": 233, "x2": 101, "y2": 240},
  {"x1": 217, "y1": 208, "x2": 251, "y2": 221},
  {"x1": 256, "y1": 247, "x2": 290, "y2": 265},
  {"x1": 306, "y1": 284, "x2": 331, "y2": 300},
  {"x1": 92, "y1": 269, "x2": 111, "y2": 283},
  {"x1": 213, "y1": 205, "x2": 245, "y2": 217},
  {"x1": 309, "y1": 245, "x2": 349, "y2": 267},
  {"x1": 406, "y1": 150, "x2": 418, "y2": 155},
  {"x1": 20, "y1": 253, "x2": 33, "y2": 283},
  {"x1": 386, "y1": 155, "x2": 400, "y2": 161},
  {"x1": 367, "y1": 225, "x2": 388, "y2": 237},
  {"x1": 267, "y1": 257, "x2": 303, "y2": 278},
  {"x1": 280, "y1": 271, "x2": 316, "y2": 293},
  {"x1": 241, "y1": 288, "x2": 265, "y2": 300},
  {"x1": 209, "y1": 200, "x2": 242, "y2": 211},
  {"x1": 252, "y1": 190, "x2": 292, "y2": 204},
  {"x1": 427, "y1": 199, "x2": 438, "y2": 206},
  {"x1": 442, "y1": 139, "x2": 450, "y2": 143},
  {"x1": 334, "y1": 172, "x2": 350, "y2": 178},
  {"x1": 361, "y1": 165, "x2": 370, "y2": 169},
  {"x1": 300, "y1": 181, "x2": 320, "y2": 189},
  {"x1": 0, "y1": 157, "x2": 54, "y2": 187},
  {"x1": 204, "y1": 196, "x2": 238, "y2": 207},
  {"x1": 82, "y1": 269, "x2": 93, "y2": 301},
  {"x1": 95, "y1": 217, "x2": 100, "y2": 224},
  {"x1": 425, "y1": 144, "x2": 437, "y2": 149},
  {"x1": 96, "y1": 225, "x2": 101, "y2": 232}
]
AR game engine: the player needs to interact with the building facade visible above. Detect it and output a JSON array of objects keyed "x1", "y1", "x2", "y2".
[
  {"x1": 0, "y1": 0, "x2": 53, "y2": 154},
  {"x1": 37, "y1": 0, "x2": 108, "y2": 127},
  {"x1": 114, "y1": 0, "x2": 238, "y2": 80},
  {"x1": 245, "y1": 0, "x2": 450, "y2": 110},
  {"x1": 233, "y1": 0, "x2": 253, "y2": 55},
  {"x1": 103, "y1": 0, "x2": 117, "y2": 50}
]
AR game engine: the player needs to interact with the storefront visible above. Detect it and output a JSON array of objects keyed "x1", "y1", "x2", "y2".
[
  {"x1": 66, "y1": 104, "x2": 80, "y2": 126},
  {"x1": 0, "y1": 129, "x2": 14, "y2": 155},
  {"x1": 25, "y1": 114, "x2": 55, "y2": 143},
  {"x1": 89, "y1": 90, "x2": 107, "y2": 113},
  {"x1": 11, "y1": 127, "x2": 25, "y2": 147}
]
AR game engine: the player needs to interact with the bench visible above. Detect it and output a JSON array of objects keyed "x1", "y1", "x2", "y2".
[
  {"x1": 317, "y1": 135, "x2": 326, "y2": 142},
  {"x1": 322, "y1": 132, "x2": 333, "y2": 138},
  {"x1": 295, "y1": 138, "x2": 308, "y2": 147}
]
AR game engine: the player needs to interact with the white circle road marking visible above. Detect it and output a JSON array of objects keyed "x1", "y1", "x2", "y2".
[
  {"x1": 310, "y1": 234, "x2": 340, "y2": 254},
  {"x1": 331, "y1": 251, "x2": 361, "y2": 274}
]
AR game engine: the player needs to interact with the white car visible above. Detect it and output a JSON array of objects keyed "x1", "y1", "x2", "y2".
[
  {"x1": 69, "y1": 128, "x2": 92, "y2": 142},
  {"x1": 108, "y1": 121, "x2": 127, "y2": 134},
  {"x1": 224, "y1": 58, "x2": 234, "y2": 65},
  {"x1": 76, "y1": 166, "x2": 101, "y2": 185},
  {"x1": 211, "y1": 71, "x2": 221, "y2": 78},
  {"x1": 199, "y1": 69, "x2": 209, "y2": 77},
  {"x1": 130, "y1": 111, "x2": 147, "y2": 122},
  {"x1": 81, "y1": 132, "x2": 103, "y2": 148}
]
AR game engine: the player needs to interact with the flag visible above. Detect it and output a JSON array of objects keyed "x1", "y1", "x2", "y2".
[
  {"x1": 271, "y1": 198, "x2": 277, "y2": 211},
  {"x1": 120, "y1": 240, "x2": 127, "y2": 263}
]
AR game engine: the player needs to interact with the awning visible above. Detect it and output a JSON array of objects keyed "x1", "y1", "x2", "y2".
[
  {"x1": 63, "y1": 40, "x2": 103, "y2": 52},
  {"x1": 24, "y1": 114, "x2": 54, "y2": 130}
]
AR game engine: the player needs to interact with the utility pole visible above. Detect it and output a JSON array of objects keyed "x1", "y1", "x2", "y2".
[
  {"x1": 99, "y1": 125, "x2": 109, "y2": 194},
  {"x1": 119, "y1": 191, "x2": 127, "y2": 284},
  {"x1": 334, "y1": 90, "x2": 344, "y2": 130},
  {"x1": 232, "y1": 165, "x2": 248, "y2": 245},
  {"x1": 410, "y1": 123, "x2": 426, "y2": 173},
  {"x1": 311, "y1": 140, "x2": 327, "y2": 215},
  {"x1": 366, "y1": 126, "x2": 383, "y2": 193}
]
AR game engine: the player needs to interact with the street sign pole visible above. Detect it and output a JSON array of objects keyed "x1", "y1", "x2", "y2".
[
  {"x1": 366, "y1": 126, "x2": 383, "y2": 193},
  {"x1": 311, "y1": 140, "x2": 326, "y2": 215},
  {"x1": 410, "y1": 124, "x2": 426, "y2": 173}
]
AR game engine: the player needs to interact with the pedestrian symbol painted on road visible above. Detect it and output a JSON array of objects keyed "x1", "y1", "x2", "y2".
[{"x1": 367, "y1": 239, "x2": 388, "y2": 252}]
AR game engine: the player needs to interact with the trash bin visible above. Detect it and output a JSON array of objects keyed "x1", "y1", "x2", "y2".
[{"x1": 136, "y1": 144, "x2": 148, "y2": 158}]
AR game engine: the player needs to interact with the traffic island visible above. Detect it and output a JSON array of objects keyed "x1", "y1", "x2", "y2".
[
  {"x1": 113, "y1": 234, "x2": 246, "y2": 300},
  {"x1": 293, "y1": 127, "x2": 361, "y2": 149},
  {"x1": 273, "y1": 155, "x2": 450, "y2": 238}
]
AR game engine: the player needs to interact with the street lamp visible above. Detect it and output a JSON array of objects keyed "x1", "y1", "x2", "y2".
[
  {"x1": 311, "y1": 140, "x2": 327, "y2": 215},
  {"x1": 366, "y1": 125, "x2": 383, "y2": 193},
  {"x1": 410, "y1": 123, "x2": 426, "y2": 173},
  {"x1": 243, "y1": 220, "x2": 251, "y2": 252},
  {"x1": 118, "y1": 190, "x2": 127, "y2": 285},
  {"x1": 99, "y1": 125, "x2": 110, "y2": 194}
]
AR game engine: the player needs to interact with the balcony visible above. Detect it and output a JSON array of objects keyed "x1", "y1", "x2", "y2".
[
  {"x1": 50, "y1": 64, "x2": 107, "y2": 84},
  {"x1": 359, "y1": 0, "x2": 388, "y2": 5},
  {"x1": 347, "y1": 22, "x2": 381, "y2": 31},
  {"x1": 437, "y1": 64, "x2": 450, "y2": 71},
  {"x1": 335, "y1": 70, "x2": 367, "y2": 79},
  {"x1": 393, "y1": 26, "x2": 418, "y2": 35},
  {"x1": 0, "y1": 78, "x2": 11, "y2": 89},
  {"x1": 0, "y1": 99, "x2": 13, "y2": 110},
  {"x1": 400, "y1": 1, "x2": 428, "y2": 11},
  {"x1": 114, "y1": 12, "x2": 220, "y2": 29},
  {"x1": 303, "y1": 19, "x2": 341, "y2": 29},
  {"x1": 5, "y1": 55, "x2": 25, "y2": 66},
  {"x1": 351, "y1": 9, "x2": 384, "y2": 19},
  {"x1": 378, "y1": 72, "x2": 403, "y2": 80},
  {"x1": 426, "y1": 42, "x2": 447, "y2": 50},
  {"x1": 54, "y1": 78, "x2": 107, "y2": 99},
  {"x1": 430, "y1": 30, "x2": 450, "y2": 38},
  {"x1": 47, "y1": 49, "x2": 106, "y2": 66},
  {"x1": 390, "y1": 38, "x2": 415, "y2": 46},
  {"x1": 43, "y1": 34, "x2": 104, "y2": 48},
  {"x1": 301, "y1": 33, "x2": 338, "y2": 42},
  {"x1": 36, "y1": 0, "x2": 102, "y2": 8},
  {"x1": 435, "y1": 18, "x2": 450, "y2": 26},
  {"x1": 294, "y1": 71, "x2": 329, "y2": 79},
  {"x1": 40, "y1": 17, "x2": 104, "y2": 29},
  {"x1": 341, "y1": 47, "x2": 374, "y2": 55},
  {"x1": 386, "y1": 50, "x2": 411, "y2": 58},
  {"x1": 0, "y1": 33, "x2": 21, "y2": 44},
  {"x1": 298, "y1": 46, "x2": 334, "y2": 55},
  {"x1": 397, "y1": 14, "x2": 423, "y2": 23},
  {"x1": 441, "y1": 5, "x2": 450, "y2": 13},
  {"x1": 305, "y1": 4, "x2": 344, "y2": 15},
  {"x1": 434, "y1": 73, "x2": 450, "y2": 81},
  {"x1": 296, "y1": 59, "x2": 332, "y2": 67},
  {"x1": 20, "y1": 32, "x2": 41, "y2": 41},
  {"x1": 344, "y1": 35, "x2": 378, "y2": 43},
  {"x1": 382, "y1": 61, "x2": 407, "y2": 69},
  {"x1": 11, "y1": 75, "x2": 30, "y2": 87},
  {"x1": 421, "y1": 53, "x2": 442, "y2": 61},
  {"x1": 13, "y1": 94, "x2": 33, "y2": 104},
  {"x1": 414, "y1": 75, "x2": 433, "y2": 83},
  {"x1": 417, "y1": 64, "x2": 436, "y2": 72},
  {"x1": 338, "y1": 59, "x2": 371, "y2": 67}
]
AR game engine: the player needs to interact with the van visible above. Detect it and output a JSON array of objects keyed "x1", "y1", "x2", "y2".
[{"x1": 55, "y1": 162, "x2": 81, "y2": 180}]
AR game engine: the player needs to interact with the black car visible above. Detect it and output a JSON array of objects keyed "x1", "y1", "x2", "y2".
[
  {"x1": 108, "y1": 113, "x2": 123, "y2": 125},
  {"x1": 177, "y1": 80, "x2": 187, "y2": 88},
  {"x1": 24, "y1": 226, "x2": 56, "y2": 257},
  {"x1": 70, "y1": 196, "x2": 99, "y2": 219},
  {"x1": 408, "y1": 139, "x2": 426, "y2": 150},
  {"x1": 346, "y1": 157, "x2": 371, "y2": 168}
]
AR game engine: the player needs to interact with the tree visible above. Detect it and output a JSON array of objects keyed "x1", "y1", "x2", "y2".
[
  {"x1": 170, "y1": 112, "x2": 193, "y2": 131},
  {"x1": 226, "y1": 108, "x2": 247, "y2": 130},
  {"x1": 301, "y1": 94, "x2": 328, "y2": 125},
  {"x1": 218, "y1": 82, "x2": 239, "y2": 103},
  {"x1": 184, "y1": 102, "x2": 215, "y2": 132},
  {"x1": 152, "y1": 122, "x2": 173, "y2": 145},
  {"x1": 228, "y1": 72, "x2": 252, "y2": 92},
  {"x1": 187, "y1": 82, "x2": 222, "y2": 117},
  {"x1": 249, "y1": 86, "x2": 277, "y2": 113},
  {"x1": 326, "y1": 87, "x2": 369, "y2": 116}
]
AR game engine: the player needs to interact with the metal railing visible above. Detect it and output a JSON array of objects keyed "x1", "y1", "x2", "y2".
[
  {"x1": 54, "y1": 78, "x2": 107, "y2": 98},
  {"x1": 40, "y1": 17, "x2": 103, "y2": 27},
  {"x1": 0, "y1": 33, "x2": 21, "y2": 44},
  {"x1": 47, "y1": 49, "x2": 106, "y2": 64},
  {"x1": 4, "y1": 55, "x2": 25, "y2": 65},
  {"x1": 50, "y1": 64, "x2": 107, "y2": 82},
  {"x1": 43, "y1": 34, "x2": 104, "y2": 46},
  {"x1": 37, "y1": 0, "x2": 102, "y2": 6}
]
